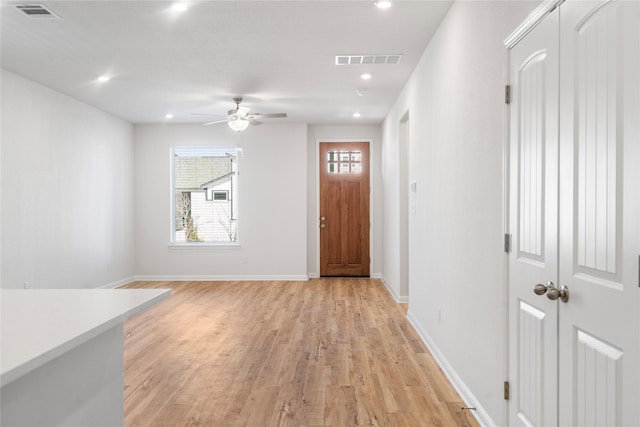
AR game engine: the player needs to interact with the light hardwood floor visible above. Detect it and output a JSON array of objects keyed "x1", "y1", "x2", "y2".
[{"x1": 122, "y1": 279, "x2": 478, "y2": 427}]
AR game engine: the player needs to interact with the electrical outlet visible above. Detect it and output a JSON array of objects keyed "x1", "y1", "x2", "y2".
[
  {"x1": 23, "y1": 281, "x2": 29, "y2": 289},
  {"x1": 241, "y1": 256, "x2": 249, "y2": 264}
]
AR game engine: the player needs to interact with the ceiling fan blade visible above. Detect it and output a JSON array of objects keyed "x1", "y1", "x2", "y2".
[
  {"x1": 250, "y1": 113, "x2": 287, "y2": 119},
  {"x1": 191, "y1": 113, "x2": 226, "y2": 117},
  {"x1": 237, "y1": 106, "x2": 251, "y2": 116},
  {"x1": 248, "y1": 119, "x2": 263, "y2": 126},
  {"x1": 202, "y1": 118, "x2": 231, "y2": 126}
]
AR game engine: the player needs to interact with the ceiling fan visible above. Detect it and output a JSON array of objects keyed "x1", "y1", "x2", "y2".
[{"x1": 193, "y1": 97, "x2": 287, "y2": 132}]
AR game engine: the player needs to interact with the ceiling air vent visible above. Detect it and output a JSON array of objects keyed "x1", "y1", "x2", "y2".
[
  {"x1": 14, "y1": 4, "x2": 59, "y2": 19},
  {"x1": 335, "y1": 54, "x2": 403, "y2": 66}
]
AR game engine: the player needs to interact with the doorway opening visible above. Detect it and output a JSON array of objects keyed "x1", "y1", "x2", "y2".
[{"x1": 399, "y1": 113, "x2": 410, "y2": 299}]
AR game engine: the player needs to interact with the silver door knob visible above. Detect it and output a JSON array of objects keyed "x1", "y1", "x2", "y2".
[
  {"x1": 320, "y1": 216, "x2": 326, "y2": 221},
  {"x1": 546, "y1": 284, "x2": 569, "y2": 303},
  {"x1": 533, "y1": 281, "x2": 569, "y2": 303},
  {"x1": 320, "y1": 224, "x2": 326, "y2": 228},
  {"x1": 534, "y1": 282, "x2": 551, "y2": 295}
]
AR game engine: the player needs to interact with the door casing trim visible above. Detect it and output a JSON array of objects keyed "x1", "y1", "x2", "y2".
[{"x1": 504, "y1": 0, "x2": 564, "y2": 48}]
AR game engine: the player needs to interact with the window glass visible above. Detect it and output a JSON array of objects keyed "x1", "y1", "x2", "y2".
[
  {"x1": 327, "y1": 150, "x2": 362, "y2": 174},
  {"x1": 172, "y1": 148, "x2": 238, "y2": 243}
]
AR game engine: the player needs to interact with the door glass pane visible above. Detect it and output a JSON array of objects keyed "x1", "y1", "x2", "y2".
[{"x1": 327, "y1": 150, "x2": 363, "y2": 174}]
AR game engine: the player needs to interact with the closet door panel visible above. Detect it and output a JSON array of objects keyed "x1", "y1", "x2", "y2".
[
  {"x1": 558, "y1": 1, "x2": 640, "y2": 425},
  {"x1": 507, "y1": 8, "x2": 560, "y2": 426}
]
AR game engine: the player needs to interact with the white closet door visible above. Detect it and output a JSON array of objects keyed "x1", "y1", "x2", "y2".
[
  {"x1": 558, "y1": 0, "x2": 640, "y2": 425},
  {"x1": 508, "y1": 8, "x2": 560, "y2": 427}
]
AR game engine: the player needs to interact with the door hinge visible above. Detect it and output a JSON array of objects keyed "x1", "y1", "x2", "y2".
[
  {"x1": 504, "y1": 234, "x2": 511, "y2": 253},
  {"x1": 505, "y1": 85, "x2": 511, "y2": 105},
  {"x1": 504, "y1": 381, "x2": 510, "y2": 400}
]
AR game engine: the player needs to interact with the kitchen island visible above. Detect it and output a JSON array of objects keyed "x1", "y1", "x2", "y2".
[{"x1": 1, "y1": 288, "x2": 170, "y2": 426}]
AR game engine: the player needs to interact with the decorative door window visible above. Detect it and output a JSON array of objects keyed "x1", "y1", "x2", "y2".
[{"x1": 327, "y1": 151, "x2": 362, "y2": 174}]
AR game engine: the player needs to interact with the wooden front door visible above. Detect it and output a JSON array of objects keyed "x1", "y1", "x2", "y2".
[{"x1": 319, "y1": 142, "x2": 370, "y2": 277}]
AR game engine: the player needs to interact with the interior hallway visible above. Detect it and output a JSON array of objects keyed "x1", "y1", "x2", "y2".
[{"x1": 122, "y1": 279, "x2": 478, "y2": 426}]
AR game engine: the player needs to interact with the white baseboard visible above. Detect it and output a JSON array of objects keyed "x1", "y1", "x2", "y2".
[
  {"x1": 98, "y1": 276, "x2": 136, "y2": 289},
  {"x1": 406, "y1": 310, "x2": 496, "y2": 427},
  {"x1": 307, "y1": 273, "x2": 382, "y2": 280},
  {"x1": 132, "y1": 275, "x2": 309, "y2": 282},
  {"x1": 379, "y1": 275, "x2": 409, "y2": 303}
]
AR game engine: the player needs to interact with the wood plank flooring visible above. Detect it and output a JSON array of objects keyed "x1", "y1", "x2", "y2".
[{"x1": 122, "y1": 279, "x2": 478, "y2": 427}]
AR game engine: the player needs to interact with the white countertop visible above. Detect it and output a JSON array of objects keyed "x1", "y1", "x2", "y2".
[{"x1": 0, "y1": 288, "x2": 170, "y2": 387}]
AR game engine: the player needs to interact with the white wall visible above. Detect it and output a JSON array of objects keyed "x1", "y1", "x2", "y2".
[
  {"x1": 1, "y1": 69, "x2": 135, "y2": 289},
  {"x1": 306, "y1": 125, "x2": 382, "y2": 278},
  {"x1": 134, "y1": 123, "x2": 307, "y2": 280},
  {"x1": 381, "y1": 2, "x2": 537, "y2": 425}
]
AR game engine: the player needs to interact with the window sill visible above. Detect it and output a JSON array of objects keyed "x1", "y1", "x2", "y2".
[{"x1": 168, "y1": 242, "x2": 241, "y2": 249}]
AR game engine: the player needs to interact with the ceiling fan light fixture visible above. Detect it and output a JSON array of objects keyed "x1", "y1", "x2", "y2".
[{"x1": 228, "y1": 118, "x2": 249, "y2": 132}]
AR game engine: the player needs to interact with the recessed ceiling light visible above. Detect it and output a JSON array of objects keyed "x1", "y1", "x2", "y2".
[
  {"x1": 353, "y1": 113, "x2": 361, "y2": 118},
  {"x1": 171, "y1": 3, "x2": 188, "y2": 12},
  {"x1": 360, "y1": 73, "x2": 372, "y2": 80},
  {"x1": 97, "y1": 75, "x2": 111, "y2": 83},
  {"x1": 375, "y1": 1, "x2": 392, "y2": 9},
  {"x1": 165, "y1": 113, "x2": 174, "y2": 119}
]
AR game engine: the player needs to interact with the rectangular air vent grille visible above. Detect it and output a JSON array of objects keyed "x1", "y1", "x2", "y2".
[
  {"x1": 335, "y1": 54, "x2": 402, "y2": 66},
  {"x1": 14, "y1": 4, "x2": 59, "y2": 19}
]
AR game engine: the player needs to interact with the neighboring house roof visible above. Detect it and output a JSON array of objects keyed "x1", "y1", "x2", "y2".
[
  {"x1": 175, "y1": 155, "x2": 235, "y2": 191},
  {"x1": 200, "y1": 172, "x2": 235, "y2": 189}
]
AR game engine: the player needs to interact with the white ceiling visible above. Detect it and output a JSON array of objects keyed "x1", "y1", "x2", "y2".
[{"x1": 1, "y1": 1, "x2": 452, "y2": 125}]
